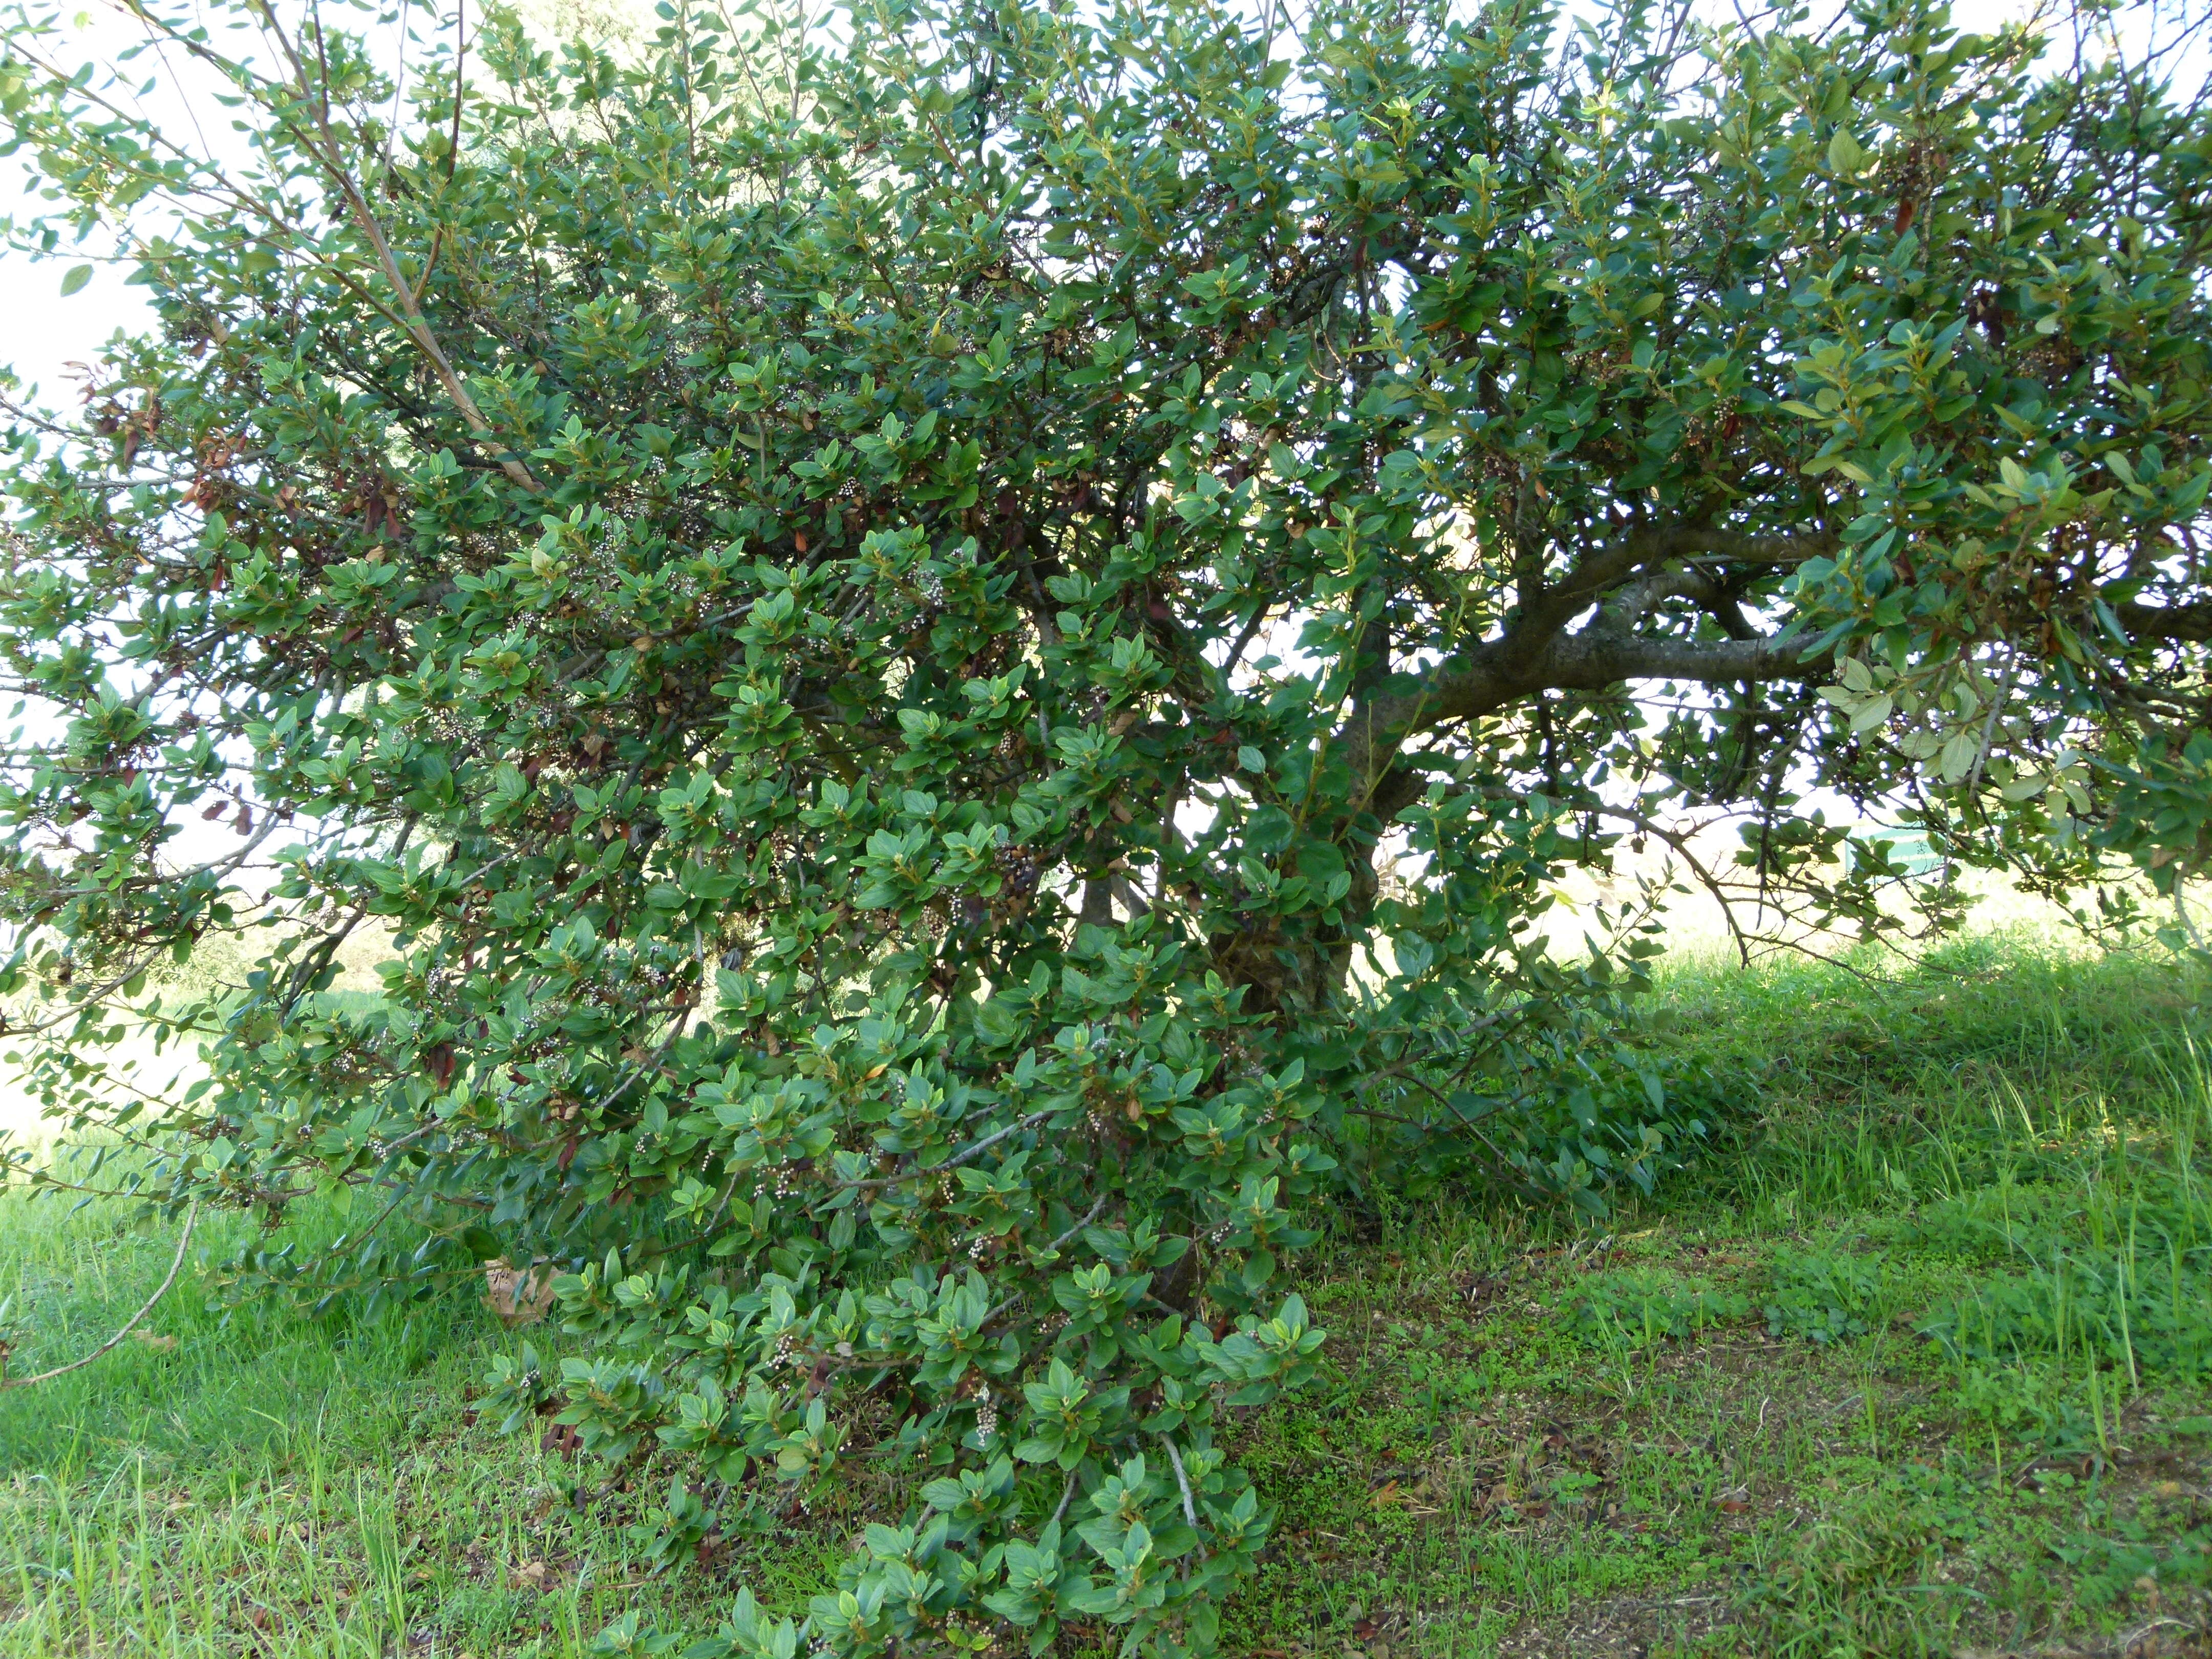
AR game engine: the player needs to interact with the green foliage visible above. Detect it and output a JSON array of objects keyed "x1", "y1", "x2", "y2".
[
  {"x1": 1558, "y1": 1249, "x2": 1880, "y2": 1348},
  {"x1": 1927, "y1": 1230, "x2": 2212, "y2": 1378},
  {"x1": 1747, "y1": 1462, "x2": 2212, "y2": 1656},
  {"x1": 1758, "y1": 1247, "x2": 1881, "y2": 1345},
  {"x1": 1920, "y1": 1199, "x2": 2212, "y2": 1448},
  {"x1": 6, "y1": 943, "x2": 2212, "y2": 1656},
  {"x1": 1560, "y1": 1268, "x2": 1751, "y2": 1348},
  {"x1": 2052, "y1": 1486, "x2": 2212, "y2": 1614},
  {"x1": 3, "y1": 0, "x2": 2211, "y2": 1647}
]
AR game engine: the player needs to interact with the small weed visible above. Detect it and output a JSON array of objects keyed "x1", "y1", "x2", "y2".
[
  {"x1": 1560, "y1": 1269, "x2": 1752, "y2": 1349},
  {"x1": 1923, "y1": 1232, "x2": 2212, "y2": 1384},
  {"x1": 1755, "y1": 1246, "x2": 1882, "y2": 1345}
]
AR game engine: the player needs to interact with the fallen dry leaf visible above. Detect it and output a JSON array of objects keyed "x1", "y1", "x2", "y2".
[
  {"x1": 131, "y1": 1330, "x2": 179, "y2": 1351},
  {"x1": 482, "y1": 1259, "x2": 558, "y2": 1327}
]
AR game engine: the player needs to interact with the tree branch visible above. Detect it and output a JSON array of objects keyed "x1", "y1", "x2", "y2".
[
  {"x1": 1, "y1": 1200, "x2": 198, "y2": 1389},
  {"x1": 2117, "y1": 598, "x2": 2212, "y2": 643},
  {"x1": 1342, "y1": 525, "x2": 1838, "y2": 794}
]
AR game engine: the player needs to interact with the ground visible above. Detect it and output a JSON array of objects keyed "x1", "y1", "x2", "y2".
[{"x1": 3, "y1": 933, "x2": 2209, "y2": 1657}]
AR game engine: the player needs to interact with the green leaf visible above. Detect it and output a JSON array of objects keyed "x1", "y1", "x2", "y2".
[
  {"x1": 59, "y1": 263, "x2": 93, "y2": 296},
  {"x1": 1848, "y1": 693, "x2": 1892, "y2": 734}
]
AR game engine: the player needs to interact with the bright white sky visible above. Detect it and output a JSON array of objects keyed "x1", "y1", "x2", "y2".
[{"x1": 4, "y1": 222, "x2": 148, "y2": 410}]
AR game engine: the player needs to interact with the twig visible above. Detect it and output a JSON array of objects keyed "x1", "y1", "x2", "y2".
[
  {"x1": 1153, "y1": 1431, "x2": 1207, "y2": 1556},
  {"x1": 1586, "y1": 804, "x2": 1753, "y2": 967},
  {"x1": 1386, "y1": 1070, "x2": 1514, "y2": 1175},
  {"x1": 1960, "y1": 652, "x2": 2019, "y2": 807},
  {"x1": 1, "y1": 1200, "x2": 199, "y2": 1389},
  {"x1": 832, "y1": 1110, "x2": 1056, "y2": 1193},
  {"x1": 252, "y1": 0, "x2": 541, "y2": 493},
  {"x1": 1041, "y1": 1195, "x2": 1109, "y2": 1256},
  {"x1": 2175, "y1": 883, "x2": 2207, "y2": 951}
]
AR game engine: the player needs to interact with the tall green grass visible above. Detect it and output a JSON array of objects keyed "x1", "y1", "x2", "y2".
[{"x1": 0, "y1": 1158, "x2": 841, "y2": 1657}]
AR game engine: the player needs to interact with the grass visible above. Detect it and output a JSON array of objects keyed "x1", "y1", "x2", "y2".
[
  {"x1": 1223, "y1": 935, "x2": 2212, "y2": 1657},
  {"x1": 4, "y1": 931, "x2": 2210, "y2": 1656}
]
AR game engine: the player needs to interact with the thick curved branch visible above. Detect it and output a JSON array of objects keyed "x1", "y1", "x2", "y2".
[
  {"x1": 2117, "y1": 598, "x2": 2212, "y2": 643},
  {"x1": 1342, "y1": 525, "x2": 1838, "y2": 791},
  {"x1": 1497, "y1": 524, "x2": 1832, "y2": 672},
  {"x1": 1523, "y1": 626, "x2": 1828, "y2": 699}
]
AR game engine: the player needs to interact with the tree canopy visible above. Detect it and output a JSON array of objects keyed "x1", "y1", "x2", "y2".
[{"x1": 2, "y1": 0, "x2": 2209, "y2": 1647}]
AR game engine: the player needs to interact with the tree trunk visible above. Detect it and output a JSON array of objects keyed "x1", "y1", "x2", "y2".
[{"x1": 1208, "y1": 763, "x2": 1422, "y2": 1020}]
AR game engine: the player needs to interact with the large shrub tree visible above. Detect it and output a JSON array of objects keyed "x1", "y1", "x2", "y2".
[{"x1": 3, "y1": 0, "x2": 2208, "y2": 1646}]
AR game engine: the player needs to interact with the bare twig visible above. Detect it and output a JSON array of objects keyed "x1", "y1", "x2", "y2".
[
  {"x1": 1041, "y1": 1194, "x2": 1109, "y2": 1256},
  {"x1": 1153, "y1": 1431, "x2": 1207, "y2": 1556},
  {"x1": 1, "y1": 1200, "x2": 199, "y2": 1389},
  {"x1": 1960, "y1": 652, "x2": 2020, "y2": 807},
  {"x1": 831, "y1": 1109, "x2": 1057, "y2": 1194},
  {"x1": 1587, "y1": 804, "x2": 1753, "y2": 968}
]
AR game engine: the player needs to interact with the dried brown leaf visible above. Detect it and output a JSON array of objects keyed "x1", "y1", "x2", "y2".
[{"x1": 482, "y1": 1258, "x2": 558, "y2": 1327}]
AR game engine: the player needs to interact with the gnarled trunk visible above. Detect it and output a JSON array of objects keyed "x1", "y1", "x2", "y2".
[{"x1": 1207, "y1": 764, "x2": 1422, "y2": 1020}]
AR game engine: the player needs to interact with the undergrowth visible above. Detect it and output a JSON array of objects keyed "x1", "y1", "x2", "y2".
[{"x1": 4, "y1": 932, "x2": 2209, "y2": 1657}]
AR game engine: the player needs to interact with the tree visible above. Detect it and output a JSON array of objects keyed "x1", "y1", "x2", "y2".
[{"x1": 1, "y1": 0, "x2": 2207, "y2": 1645}]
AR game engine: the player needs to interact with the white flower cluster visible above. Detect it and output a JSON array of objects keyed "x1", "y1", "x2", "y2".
[{"x1": 974, "y1": 1395, "x2": 998, "y2": 1444}]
